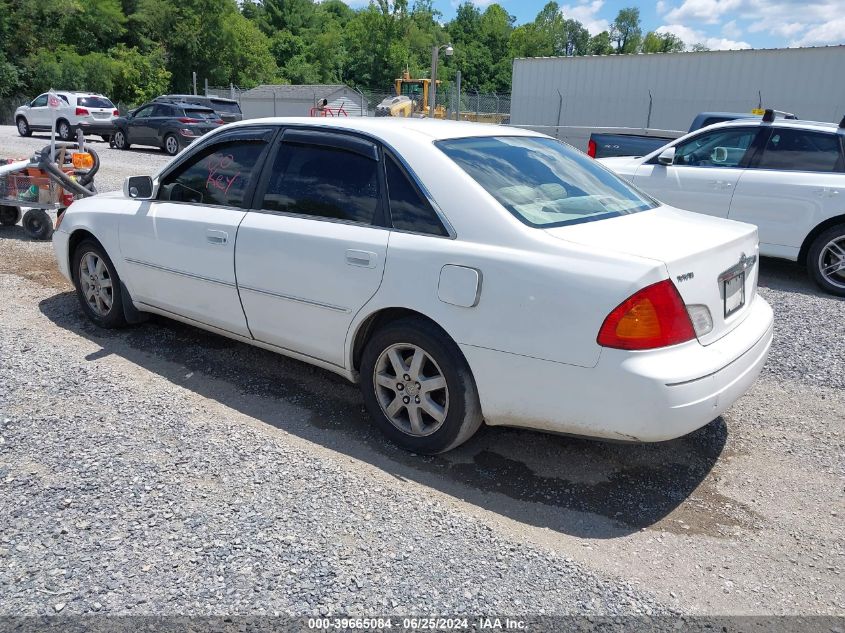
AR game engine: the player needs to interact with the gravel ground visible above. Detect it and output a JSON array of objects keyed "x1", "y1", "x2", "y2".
[{"x1": 0, "y1": 127, "x2": 843, "y2": 618}]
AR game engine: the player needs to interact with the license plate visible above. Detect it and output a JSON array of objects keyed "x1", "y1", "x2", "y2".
[{"x1": 723, "y1": 272, "x2": 745, "y2": 317}]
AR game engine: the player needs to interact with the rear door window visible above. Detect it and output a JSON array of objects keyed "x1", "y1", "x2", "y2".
[
  {"x1": 754, "y1": 128, "x2": 842, "y2": 172},
  {"x1": 385, "y1": 155, "x2": 447, "y2": 236},
  {"x1": 260, "y1": 139, "x2": 382, "y2": 224},
  {"x1": 158, "y1": 139, "x2": 269, "y2": 208}
]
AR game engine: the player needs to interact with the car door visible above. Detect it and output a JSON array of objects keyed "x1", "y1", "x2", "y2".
[
  {"x1": 728, "y1": 127, "x2": 845, "y2": 257},
  {"x1": 235, "y1": 128, "x2": 389, "y2": 368},
  {"x1": 27, "y1": 94, "x2": 49, "y2": 127},
  {"x1": 125, "y1": 104, "x2": 157, "y2": 145},
  {"x1": 633, "y1": 126, "x2": 762, "y2": 217},
  {"x1": 119, "y1": 128, "x2": 274, "y2": 336}
]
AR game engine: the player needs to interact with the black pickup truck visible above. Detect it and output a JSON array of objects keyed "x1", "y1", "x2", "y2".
[{"x1": 586, "y1": 111, "x2": 794, "y2": 159}]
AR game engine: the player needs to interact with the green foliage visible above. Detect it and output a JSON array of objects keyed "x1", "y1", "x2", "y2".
[
  {"x1": 0, "y1": 0, "x2": 697, "y2": 108},
  {"x1": 610, "y1": 7, "x2": 642, "y2": 53},
  {"x1": 642, "y1": 31, "x2": 686, "y2": 53}
]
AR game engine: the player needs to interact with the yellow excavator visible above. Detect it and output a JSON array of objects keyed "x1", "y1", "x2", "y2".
[{"x1": 375, "y1": 71, "x2": 447, "y2": 118}]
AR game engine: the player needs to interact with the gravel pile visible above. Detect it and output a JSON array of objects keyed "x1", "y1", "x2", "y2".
[{"x1": 0, "y1": 273, "x2": 667, "y2": 617}]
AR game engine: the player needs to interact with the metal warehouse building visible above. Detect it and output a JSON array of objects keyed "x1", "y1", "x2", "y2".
[{"x1": 511, "y1": 46, "x2": 845, "y2": 133}]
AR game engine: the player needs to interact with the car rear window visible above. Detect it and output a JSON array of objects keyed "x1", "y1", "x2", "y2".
[
  {"x1": 437, "y1": 136, "x2": 657, "y2": 228},
  {"x1": 184, "y1": 108, "x2": 219, "y2": 120},
  {"x1": 210, "y1": 100, "x2": 241, "y2": 114},
  {"x1": 77, "y1": 96, "x2": 114, "y2": 108}
]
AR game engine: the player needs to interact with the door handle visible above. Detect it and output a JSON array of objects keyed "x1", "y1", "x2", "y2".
[
  {"x1": 709, "y1": 180, "x2": 733, "y2": 190},
  {"x1": 206, "y1": 229, "x2": 228, "y2": 245},
  {"x1": 345, "y1": 249, "x2": 377, "y2": 268}
]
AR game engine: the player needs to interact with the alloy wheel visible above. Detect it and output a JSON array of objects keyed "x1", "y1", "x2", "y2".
[
  {"x1": 165, "y1": 136, "x2": 179, "y2": 155},
  {"x1": 818, "y1": 236, "x2": 845, "y2": 289},
  {"x1": 373, "y1": 343, "x2": 449, "y2": 437},
  {"x1": 78, "y1": 252, "x2": 114, "y2": 316}
]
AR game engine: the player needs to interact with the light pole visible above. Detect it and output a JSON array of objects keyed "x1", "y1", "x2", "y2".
[{"x1": 429, "y1": 43, "x2": 453, "y2": 118}]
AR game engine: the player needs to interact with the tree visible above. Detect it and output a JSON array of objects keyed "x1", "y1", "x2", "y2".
[
  {"x1": 690, "y1": 43, "x2": 711, "y2": 52},
  {"x1": 642, "y1": 31, "x2": 685, "y2": 53},
  {"x1": 588, "y1": 31, "x2": 614, "y2": 55},
  {"x1": 610, "y1": 7, "x2": 642, "y2": 54}
]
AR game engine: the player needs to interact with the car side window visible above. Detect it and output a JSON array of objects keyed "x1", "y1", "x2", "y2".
[
  {"x1": 673, "y1": 127, "x2": 757, "y2": 168},
  {"x1": 261, "y1": 142, "x2": 381, "y2": 224},
  {"x1": 157, "y1": 139, "x2": 268, "y2": 208},
  {"x1": 151, "y1": 105, "x2": 171, "y2": 117},
  {"x1": 31, "y1": 95, "x2": 48, "y2": 107},
  {"x1": 755, "y1": 129, "x2": 842, "y2": 173},
  {"x1": 385, "y1": 155, "x2": 447, "y2": 236},
  {"x1": 133, "y1": 105, "x2": 155, "y2": 119}
]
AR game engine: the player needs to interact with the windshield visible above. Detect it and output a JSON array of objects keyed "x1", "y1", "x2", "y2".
[
  {"x1": 436, "y1": 136, "x2": 657, "y2": 228},
  {"x1": 78, "y1": 96, "x2": 114, "y2": 108}
]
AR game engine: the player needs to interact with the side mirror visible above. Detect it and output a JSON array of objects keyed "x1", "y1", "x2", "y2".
[
  {"x1": 124, "y1": 175, "x2": 154, "y2": 200},
  {"x1": 657, "y1": 147, "x2": 675, "y2": 166}
]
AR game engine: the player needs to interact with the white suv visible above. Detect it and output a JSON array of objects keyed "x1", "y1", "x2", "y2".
[
  {"x1": 15, "y1": 91, "x2": 119, "y2": 141},
  {"x1": 599, "y1": 115, "x2": 845, "y2": 296}
]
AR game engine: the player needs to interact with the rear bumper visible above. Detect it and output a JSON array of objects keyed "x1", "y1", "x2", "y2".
[
  {"x1": 52, "y1": 229, "x2": 72, "y2": 283},
  {"x1": 462, "y1": 296, "x2": 774, "y2": 442},
  {"x1": 76, "y1": 121, "x2": 117, "y2": 136}
]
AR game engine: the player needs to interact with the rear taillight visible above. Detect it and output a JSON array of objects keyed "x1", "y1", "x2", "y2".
[
  {"x1": 587, "y1": 139, "x2": 597, "y2": 158},
  {"x1": 75, "y1": 107, "x2": 89, "y2": 116},
  {"x1": 178, "y1": 117, "x2": 200, "y2": 123},
  {"x1": 597, "y1": 280, "x2": 696, "y2": 350},
  {"x1": 113, "y1": 109, "x2": 120, "y2": 116},
  {"x1": 215, "y1": 119, "x2": 225, "y2": 124}
]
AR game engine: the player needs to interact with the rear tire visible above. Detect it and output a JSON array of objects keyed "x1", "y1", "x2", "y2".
[
  {"x1": 807, "y1": 223, "x2": 845, "y2": 297},
  {"x1": 16, "y1": 117, "x2": 31, "y2": 137},
  {"x1": 57, "y1": 119, "x2": 72, "y2": 141},
  {"x1": 164, "y1": 134, "x2": 180, "y2": 156},
  {"x1": 0, "y1": 205, "x2": 21, "y2": 226},
  {"x1": 71, "y1": 239, "x2": 127, "y2": 328},
  {"x1": 359, "y1": 317, "x2": 483, "y2": 454},
  {"x1": 22, "y1": 208, "x2": 53, "y2": 240},
  {"x1": 113, "y1": 129, "x2": 129, "y2": 150}
]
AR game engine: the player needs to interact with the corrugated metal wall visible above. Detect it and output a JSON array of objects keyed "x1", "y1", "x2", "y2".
[{"x1": 511, "y1": 47, "x2": 845, "y2": 131}]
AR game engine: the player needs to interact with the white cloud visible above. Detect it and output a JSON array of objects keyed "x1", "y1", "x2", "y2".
[
  {"x1": 658, "y1": 0, "x2": 845, "y2": 49},
  {"x1": 559, "y1": 1, "x2": 610, "y2": 35},
  {"x1": 656, "y1": 23, "x2": 751, "y2": 49},
  {"x1": 791, "y1": 17, "x2": 845, "y2": 45}
]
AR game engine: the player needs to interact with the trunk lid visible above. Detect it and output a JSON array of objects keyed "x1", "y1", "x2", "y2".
[{"x1": 545, "y1": 206, "x2": 760, "y2": 345}]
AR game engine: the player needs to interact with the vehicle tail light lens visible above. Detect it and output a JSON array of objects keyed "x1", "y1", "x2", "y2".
[
  {"x1": 216, "y1": 119, "x2": 225, "y2": 124},
  {"x1": 597, "y1": 280, "x2": 696, "y2": 350},
  {"x1": 686, "y1": 304, "x2": 713, "y2": 337},
  {"x1": 178, "y1": 117, "x2": 200, "y2": 123},
  {"x1": 55, "y1": 207, "x2": 67, "y2": 229},
  {"x1": 75, "y1": 107, "x2": 89, "y2": 116},
  {"x1": 587, "y1": 139, "x2": 597, "y2": 158},
  {"x1": 113, "y1": 109, "x2": 120, "y2": 116}
]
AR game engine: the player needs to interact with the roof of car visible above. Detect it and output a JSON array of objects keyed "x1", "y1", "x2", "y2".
[
  {"x1": 713, "y1": 117, "x2": 841, "y2": 133},
  {"x1": 158, "y1": 94, "x2": 238, "y2": 103},
  {"x1": 221, "y1": 116, "x2": 541, "y2": 143}
]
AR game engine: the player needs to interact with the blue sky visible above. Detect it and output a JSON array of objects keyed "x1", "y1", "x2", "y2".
[{"x1": 342, "y1": 0, "x2": 845, "y2": 50}]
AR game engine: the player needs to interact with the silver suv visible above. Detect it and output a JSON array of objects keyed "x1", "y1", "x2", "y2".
[{"x1": 15, "y1": 91, "x2": 119, "y2": 141}]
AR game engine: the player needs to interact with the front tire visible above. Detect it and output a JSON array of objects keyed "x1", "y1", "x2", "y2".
[
  {"x1": 0, "y1": 205, "x2": 22, "y2": 226},
  {"x1": 71, "y1": 239, "x2": 127, "y2": 328},
  {"x1": 113, "y1": 129, "x2": 129, "y2": 150},
  {"x1": 22, "y1": 208, "x2": 53, "y2": 240},
  {"x1": 16, "y1": 117, "x2": 31, "y2": 137},
  {"x1": 808, "y1": 223, "x2": 845, "y2": 297},
  {"x1": 164, "y1": 134, "x2": 180, "y2": 156},
  {"x1": 360, "y1": 317, "x2": 483, "y2": 454},
  {"x1": 57, "y1": 119, "x2": 72, "y2": 141}
]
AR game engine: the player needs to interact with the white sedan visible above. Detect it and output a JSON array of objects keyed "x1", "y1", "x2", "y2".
[
  {"x1": 53, "y1": 118, "x2": 773, "y2": 454},
  {"x1": 599, "y1": 115, "x2": 845, "y2": 296}
]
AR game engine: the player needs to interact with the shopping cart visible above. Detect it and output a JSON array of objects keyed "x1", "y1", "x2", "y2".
[{"x1": 0, "y1": 141, "x2": 99, "y2": 240}]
